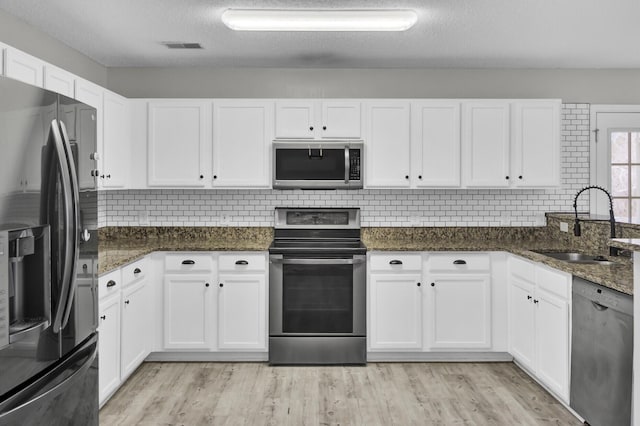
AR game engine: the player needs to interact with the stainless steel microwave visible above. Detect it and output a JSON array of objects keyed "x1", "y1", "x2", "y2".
[{"x1": 273, "y1": 140, "x2": 363, "y2": 190}]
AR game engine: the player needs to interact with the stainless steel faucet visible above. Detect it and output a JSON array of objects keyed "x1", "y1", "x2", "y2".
[{"x1": 572, "y1": 185, "x2": 618, "y2": 256}]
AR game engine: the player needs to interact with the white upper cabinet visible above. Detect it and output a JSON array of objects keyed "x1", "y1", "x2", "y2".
[
  {"x1": 412, "y1": 101, "x2": 461, "y2": 187},
  {"x1": 102, "y1": 90, "x2": 130, "y2": 188},
  {"x1": 74, "y1": 79, "x2": 103, "y2": 109},
  {"x1": 364, "y1": 101, "x2": 411, "y2": 188},
  {"x1": 462, "y1": 101, "x2": 511, "y2": 187},
  {"x1": 4, "y1": 47, "x2": 44, "y2": 87},
  {"x1": 512, "y1": 101, "x2": 561, "y2": 187},
  {"x1": 148, "y1": 101, "x2": 209, "y2": 187},
  {"x1": 321, "y1": 101, "x2": 361, "y2": 138},
  {"x1": 43, "y1": 65, "x2": 75, "y2": 97},
  {"x1": 212, "y1": 101, "x2": 273, "y2": 188},
  {"x1": 275, "y1": 100, "x2": 361, "y2": 139}
]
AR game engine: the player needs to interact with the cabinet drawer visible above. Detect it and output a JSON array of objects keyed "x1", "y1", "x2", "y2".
[
  {"x1": 369, "y1": 253, "x2": 422, "y2": 272},
  {"x1": 218, "y1": 253, "x2": 267, "y2": 272},
  {"x1": 164, "y1": 253, "x2": 213, "y2": 273},
  {"x1": 509, "y1": 255, "x2": 535, "y2": 281},
  {"x1": 536, "y1": 265, "x2": 570, "y2": 299},
  {"x1": 99, "y1": 269, "x2": 122, "y2": 300},
  {"x1": 429, "y1": 253, "x2": 490, "y2": 273},
  {"x1": 121, "y1": 258, "x2": 148, "y2": 287}
]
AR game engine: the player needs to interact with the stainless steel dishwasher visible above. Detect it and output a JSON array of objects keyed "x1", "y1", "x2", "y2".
[{"x1": 570, "y1": 276, "x2": 633, "y2": 426}]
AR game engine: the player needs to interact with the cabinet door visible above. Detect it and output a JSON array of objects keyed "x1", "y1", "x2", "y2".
[
  {"x1": 321, "y1": 101, "x2": 361, "y2": 138},
  {"x1": 275, "y1": 101, "x2": 316, "y2": 139},
  {"x1": 364, "y1": 102, "x2": 411, "y2": 188},
  {"x1": 217, "y1": 274, "x2": 267, "y2": 350},
  {"x1": 75, "y1": 104, "x2": 99, "y2": 191},
  {"x1": 102, "y1": 91, "x2": 130, "y2": 188},
  {"x1": 163, "y1": 275, "x2": 212, "y2": 349},
  {"x1": 535, "y1": 288, "x2": 569, "y2": 401},
  {"x1": 43, "y1": 65, "x2": 75, "y2": 97},
  {"x1": 213, "y1": 101, "x2": 273, "y2": 187},
  {"x1": 509, "y1": 276, "x2": 536, "y2": 370},
  {"x1": 369, "y1": 273, "x2": 423, "y2": 350},
  {"x1": 4, "y1": 48, "x2": 43, "y2": 87},
  {"x1": 148, "y1": 101, "x2": 209, "y2": 187},
  {"x1": 120, "y1": 280, "x2": 149, "y2": 379},
  {"x1": 512, "y1": 101, "x2": 561, "y2": 187},
  {"x1": 428, "y1": 275, "x2": 491, "y2": 349},
  {"x1": 412, "y1": 101, "x2": 461, "y2": 187},
  {"x1": 74, "y1": 79, "x2": 103, "y2": 186},
  {"x1": 98, "y1": 294, "x2": 121, "y2": 406},
  {"x1": 463, "y1": 101, "x2": 510, "y2": 187}
]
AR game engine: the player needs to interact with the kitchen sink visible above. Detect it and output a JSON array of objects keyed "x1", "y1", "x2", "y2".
[{"x1": 533, "y1": 251, "x2": 615, "y2": 265}]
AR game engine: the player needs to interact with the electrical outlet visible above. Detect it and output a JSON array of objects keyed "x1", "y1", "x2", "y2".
[
  {"x1": 220, "y1": 214, "x2": 230, "y2": 226},
  {"x1": 560, "y1": 222, "x2": 569, "y2": 232},
  {"x1": 138, "y1": 210, "x2": 149, "y2": 226}
]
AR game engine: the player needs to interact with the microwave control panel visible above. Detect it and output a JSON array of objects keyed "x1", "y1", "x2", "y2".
[{"x1": 349, "y1": 149, "x2": 361, "y2": 180}]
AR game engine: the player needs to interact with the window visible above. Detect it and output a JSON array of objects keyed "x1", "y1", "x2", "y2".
[{"x1": 610, "y1": 131, "x2": 640, "y2": 222}]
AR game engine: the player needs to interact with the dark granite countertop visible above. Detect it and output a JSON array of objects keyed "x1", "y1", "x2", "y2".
[{"x1": 98, "y1": 225, "x2": 633, "y2": 296}]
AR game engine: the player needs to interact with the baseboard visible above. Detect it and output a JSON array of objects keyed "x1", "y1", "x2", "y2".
[
  {"x1": 366, "y1": 352, "x2": 513, "y2": 362},
  {"x1": 145, "y1": 351, "x2": 269, "y2": 362}
]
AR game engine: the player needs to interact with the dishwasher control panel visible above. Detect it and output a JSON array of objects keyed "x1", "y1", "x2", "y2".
[{"x1": 572, "y1": 276, "x2": 633, "y2": 316}]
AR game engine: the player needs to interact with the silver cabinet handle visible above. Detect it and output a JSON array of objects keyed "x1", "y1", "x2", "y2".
[{"x1": 270, "y1": 258, "x2": 365, "y2": 265}]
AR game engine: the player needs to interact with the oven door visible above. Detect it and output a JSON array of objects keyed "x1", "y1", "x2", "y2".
[{"x1": 269, "y1": 255, "x2": 366, "y2": 337}]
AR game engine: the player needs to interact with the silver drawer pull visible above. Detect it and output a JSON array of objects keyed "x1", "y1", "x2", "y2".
[
  {"x1": 235, "y1": 260, "x2": 249, "y2": 265},
  {"x1": 453, "y1": 260, "x2": 467, "y2": 265}
]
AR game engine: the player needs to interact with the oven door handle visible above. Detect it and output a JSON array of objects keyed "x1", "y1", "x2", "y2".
[{"x1": 270, "y1": 258, "x2": 365, "y2": 265}]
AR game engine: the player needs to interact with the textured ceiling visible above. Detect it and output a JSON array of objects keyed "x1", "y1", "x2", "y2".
[{"x1": 0, "y1": 0, "x2": 638, "y2": 68}]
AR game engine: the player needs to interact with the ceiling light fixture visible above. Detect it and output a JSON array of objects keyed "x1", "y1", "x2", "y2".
[{"x1": 221, "y1": 9, "x2": 418, "y2": 32}]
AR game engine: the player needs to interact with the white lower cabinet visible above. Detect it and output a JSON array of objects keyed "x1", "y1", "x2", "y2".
[
  {"x1": 120, "y1": 279, "x2": 150, "y2": 378},
  {"x1": 163, "y1": 274, "x2": 213, "y2": 350},
  {"x1": 508, "y1": 255, "x2": 571, "y2": 402},
  {"x1": 428, "y1": 275, "x2": 491, "y2": 349},
  {"x1": 98, "y1": 293, "x2": 121, "y2": 407},
  {"x1": 217, "y1": 273, "x2": 267, "y2": 350},
  {"x1": 369, "y1": 273, "x2": 423, "y2": 350}
]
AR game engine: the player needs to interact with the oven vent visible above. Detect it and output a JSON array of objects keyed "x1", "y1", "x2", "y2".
[{"x1": 161, "y1": 42, "x2": 203, "y2": 49}]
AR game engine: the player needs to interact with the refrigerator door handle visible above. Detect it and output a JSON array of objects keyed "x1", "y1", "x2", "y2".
[
  {"x1": 48, "y1": 120, "x2": 75, "y2": 334},
  {"x1": 0, "y1": 336, "x2": 97, "y2": 419},
  {"x1": 58, "y1": 121, "x2": 80, "y2": 331}
]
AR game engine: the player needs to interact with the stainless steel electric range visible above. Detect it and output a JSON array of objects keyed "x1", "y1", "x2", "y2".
[{"x1": 268, "y1": 207, "x2": 367, "y2": 365}]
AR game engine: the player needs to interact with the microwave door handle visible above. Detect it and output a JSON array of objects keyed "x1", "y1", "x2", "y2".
[
  {"x1": 58, "y1": 121, "x2": 80, "y2": 331},
  {"x1": 47, "y1": 120, "x2": 74, "y2": 334},
  {"x1": 344, "y1": 146, "x2": 350, "y2": 184}
]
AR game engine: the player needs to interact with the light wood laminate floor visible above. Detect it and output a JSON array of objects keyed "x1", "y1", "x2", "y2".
[{"x1": 100, "y1": 362, "x2": 580, "y2": 425}]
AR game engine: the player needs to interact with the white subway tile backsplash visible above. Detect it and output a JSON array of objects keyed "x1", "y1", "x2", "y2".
[{"x1": 98, "y1": 104, "x2": 590, "y2": 228}]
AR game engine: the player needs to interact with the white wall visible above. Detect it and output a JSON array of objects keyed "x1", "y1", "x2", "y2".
[
  {"x1": 0, "y1": 9, "x2": 107, "y2": 86},
  {"x1": 99, "y1": 104, "x2": 589, "y2": 228},
  {"x1": 107, "y1": 68, "x2": 640, "y2": 103}
]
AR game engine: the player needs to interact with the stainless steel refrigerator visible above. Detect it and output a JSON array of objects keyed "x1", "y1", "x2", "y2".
[{"x1": 0, "y1": 76, "x2": 98, "y2": 425}]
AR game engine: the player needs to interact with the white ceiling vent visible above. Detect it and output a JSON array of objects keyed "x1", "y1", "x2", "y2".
[{"x1": 162, "y1": 42, "x2": 203, "y2": 49}]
